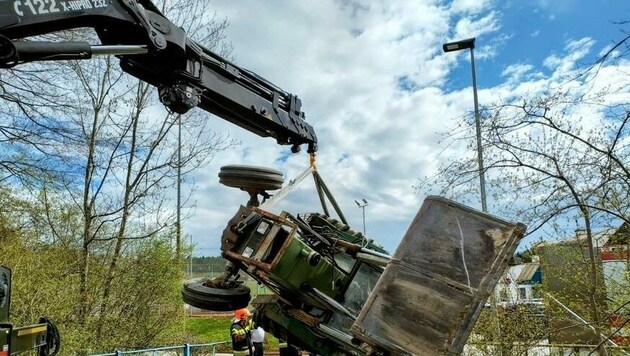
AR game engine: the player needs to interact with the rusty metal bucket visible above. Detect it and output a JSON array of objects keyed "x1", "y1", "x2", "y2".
[{"x1": 351, "y1": 196, "x2": 526, "y2": 355}]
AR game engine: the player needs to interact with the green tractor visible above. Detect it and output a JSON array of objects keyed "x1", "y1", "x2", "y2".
[{"x1": 182, "y1": 165, "x2": 526, "y2": 355}]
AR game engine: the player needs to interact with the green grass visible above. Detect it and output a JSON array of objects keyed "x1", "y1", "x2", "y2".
[
  {"x1": 186, "y1": 316, "x2": 232, "y2": 342},
  {"x1": 186, "y1": 316, "x2": 279, "y2": 351}
]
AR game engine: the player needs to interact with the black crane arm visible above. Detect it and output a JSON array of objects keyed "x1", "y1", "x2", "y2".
[{"x1": 0, "y1": 0, "x2": 317, "y2": 153}]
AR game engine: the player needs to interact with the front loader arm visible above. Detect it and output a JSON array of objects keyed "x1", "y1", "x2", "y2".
[{"x1": 0, "y1": 0, "x2": 317, "y2": 153}]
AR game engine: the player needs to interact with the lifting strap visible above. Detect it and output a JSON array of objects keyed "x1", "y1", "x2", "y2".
[{"x1": 259, "y1": 154, "x2": 347, "y2": 224}]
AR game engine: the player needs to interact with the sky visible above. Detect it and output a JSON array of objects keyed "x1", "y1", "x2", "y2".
[{"x1": 181, "y1": 0, "x2": 630, "y2": 256}]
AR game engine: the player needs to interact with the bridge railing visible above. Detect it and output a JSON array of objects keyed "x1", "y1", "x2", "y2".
[{"x1": 90, "y1": 341, "x2": 230, "y2": 356}]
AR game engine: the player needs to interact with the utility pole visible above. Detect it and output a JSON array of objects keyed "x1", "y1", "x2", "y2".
[
  {"x1": 354, "y1": 199, "x2": 368, "y2": 236},
  {"x1": 176, "y1": 114, "x2": 182, "y2": 258},
  {"x1": 443, "y1": 37, "x2": 488, "y2": 212}
]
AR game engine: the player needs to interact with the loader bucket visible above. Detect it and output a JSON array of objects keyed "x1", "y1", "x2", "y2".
[{"x1": 351, "y1": 196, "x2": 526, "y2": 355}]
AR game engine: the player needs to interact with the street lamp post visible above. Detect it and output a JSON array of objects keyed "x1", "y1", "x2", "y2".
[
  {"x1": 176, "y1": 114, "x2": 183, "y2": 256},
  {"x1": 442, "y1": 37, "x2": 488, "y2": 212},
  {"x1": 354, "y1": 199, "x2": 368, "y2": 236}
]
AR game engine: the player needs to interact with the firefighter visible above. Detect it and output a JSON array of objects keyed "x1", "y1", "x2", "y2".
[{"x1": 231, "y1": 308, "x2": 253, "y2": 356}]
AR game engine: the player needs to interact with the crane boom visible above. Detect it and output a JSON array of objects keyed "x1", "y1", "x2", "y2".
[{"x1": 0, "y1": 0, "x2": 318, "y2": 153}]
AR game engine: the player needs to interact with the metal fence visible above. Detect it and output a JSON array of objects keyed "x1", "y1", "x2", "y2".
[
  {"x1": 90, "y1": 341, "x2": 230, "y2": 356},
  {"x1": 465, "y1": 342, "x2": 630, "y2": 355}
]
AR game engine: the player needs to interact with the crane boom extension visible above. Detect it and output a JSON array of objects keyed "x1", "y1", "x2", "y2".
[{"x1": 0, "y1": 0, "x2": 317, "y2": 153}]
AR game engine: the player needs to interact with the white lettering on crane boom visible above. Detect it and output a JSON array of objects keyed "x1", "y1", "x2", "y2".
[{"x1": 12, "y1": 0, "x2": 107, "y2": 16}]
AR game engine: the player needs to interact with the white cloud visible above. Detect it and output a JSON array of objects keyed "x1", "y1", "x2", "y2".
[
  {"x1": 174, "y1": 1, "x2": 630, "y2": 255},
  {"x1": 501, "y1": 63, "x2": 537, "y2": 83},
  {"x1": 543, "y1": 37, "x2": 595, "y2": 75},
  {"x1": 450, "y1": 0, "x2": 494, "y2": 14},
  {"x1": 453, "y1": 10, "x2": 501, "y2": 41}
]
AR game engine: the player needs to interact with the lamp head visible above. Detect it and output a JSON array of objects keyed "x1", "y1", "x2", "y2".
[{"x1": 442, "y1": 37, "x2": 476, "y2": 52}]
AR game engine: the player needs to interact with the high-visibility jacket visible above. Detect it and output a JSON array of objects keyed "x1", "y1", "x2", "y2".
[{"x1": 230, "y1": 320, "x2": 252, "y2": 355}]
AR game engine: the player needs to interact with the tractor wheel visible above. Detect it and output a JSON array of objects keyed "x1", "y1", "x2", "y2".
[
  {"x1": 218, "y1": 165, "x2": 284, "y2": 191},
  {"x1": 182, "y1": 279, "x2": 251, "y2": 311}
]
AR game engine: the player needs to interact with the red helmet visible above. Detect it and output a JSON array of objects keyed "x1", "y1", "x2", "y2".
[{"x1": 234, "y1": 308, "x2": 251, "y2": 321}]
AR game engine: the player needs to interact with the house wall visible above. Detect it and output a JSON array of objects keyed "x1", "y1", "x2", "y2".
[
  {"x1": 600, "y1": 245, "x2": 630, "y2": 344},
  {"x1": 494, "y1": 264, "x2": 541, "y2": 305},
  {"x1": 538, "y1": 244, "x2": 607, "y2": 345}
]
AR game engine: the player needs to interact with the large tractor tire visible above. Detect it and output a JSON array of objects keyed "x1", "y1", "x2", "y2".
[
  {"x1": 218, "y1": 165, "x2": 284, "y2": 191},
  {"x1": 182, "y1": 279, "x2": 251, "y2": 311}
]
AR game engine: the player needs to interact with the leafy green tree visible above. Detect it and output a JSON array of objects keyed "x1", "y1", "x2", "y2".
[
  {"x1": 470, "y1": 300, "x2": 549, "y2": 355},
  {"x1": 420, "y1": 35, "x2": 630, "y2": 354},
  {"x1": 0, "y1": 0, "x2": 239, "y2": 354},
  {"x1": 0, "y1": 189, "x2": 196, "y2": 354}
]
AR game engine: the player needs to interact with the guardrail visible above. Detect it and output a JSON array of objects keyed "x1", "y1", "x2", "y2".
[{"x1": 90, "y1": 341, "x2": 230, "y2": 356}]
